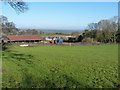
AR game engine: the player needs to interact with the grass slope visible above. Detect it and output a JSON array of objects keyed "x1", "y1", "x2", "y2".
[{"x1": 2, "y1": 45, "x2": 118, "y2": 88}]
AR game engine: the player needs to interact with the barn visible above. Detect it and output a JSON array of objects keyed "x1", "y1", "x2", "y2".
[{"x1": 6, "y1": 35, "x2": 43, "y2": 43}]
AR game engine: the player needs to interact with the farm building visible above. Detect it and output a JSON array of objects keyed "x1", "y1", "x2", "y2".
[
  {"x1": 6, "y1": 35, "x2": 43, "y2": 43},
  {"x1": 42, "y1": 36, "x2": 69, "y2": 41}
]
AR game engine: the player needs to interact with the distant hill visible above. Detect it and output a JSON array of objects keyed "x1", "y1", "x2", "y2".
[
  {"x1": 41, "y1": 30, "x2": 83, "y2": 34},
  {"x1": 19, "y1": 28, "x2": 83, "y2": 34}
]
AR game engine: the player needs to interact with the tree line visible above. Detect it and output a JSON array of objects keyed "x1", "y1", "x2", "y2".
[
  {"x1": 77, "y1": 16, "x2": 120, "y2": 43},
  {"x1": 0, "y1": 15, "x2": 44, "y2": 35}
]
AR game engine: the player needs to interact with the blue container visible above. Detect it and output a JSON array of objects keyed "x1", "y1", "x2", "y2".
[{"x1": 59, "y1": 39, "x2": 63, "y2": 44}]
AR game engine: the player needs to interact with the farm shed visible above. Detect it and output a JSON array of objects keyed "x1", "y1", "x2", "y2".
[
  {"x1": 7, "y1": 35, "x2": 43, "y2": 43},
  {"x1": 42, "y1": 36, "x2": 69, "y2": 41}
]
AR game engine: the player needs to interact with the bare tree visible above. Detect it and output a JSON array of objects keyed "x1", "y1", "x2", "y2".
[
  {"x1": 0, "y1": 15, "x2": 8, "y2": 24},
  {"x1": 2, "y1": 0, "x2": 29, "y2": 13},
  {"x1": 98, "y1": 19, "x2": 117, "y2": 31},
  {"x1": 88, "y1": 23, "x2": 99, "y2": 30},
  {"x1": 110, "y1": 16, "x2": 118, "y2": 23}
]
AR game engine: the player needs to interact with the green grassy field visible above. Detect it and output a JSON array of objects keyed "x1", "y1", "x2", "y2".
[
  {"x1": 40, "y1": 34, "x2": 69, "y2": 36},
  {"x1": 2, "y1": 45, "x2": 118, "y2": 88}
]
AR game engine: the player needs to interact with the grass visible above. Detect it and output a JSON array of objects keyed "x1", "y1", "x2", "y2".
[
  {"x1": 40, "y1": 34, "x2": 70, "y2": 36},
  {"x1": 2, "y1": 45, "x2": 118, "y2": 88}
]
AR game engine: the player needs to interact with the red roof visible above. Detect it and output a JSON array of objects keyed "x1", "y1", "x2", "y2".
[{"x1": 7, "y1": 35, "x2": 43, "y2": 41}]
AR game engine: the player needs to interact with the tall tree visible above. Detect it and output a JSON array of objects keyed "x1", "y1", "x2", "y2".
[
  {"x1": 0, "y1": 15, "x2": 8, "y2": 24},
  {"x1": 0, "y1": 15, "x2": 19, "y2": 35},
  {"x1": 98, "y1": 19, "x2": 117, "y2": 31}
]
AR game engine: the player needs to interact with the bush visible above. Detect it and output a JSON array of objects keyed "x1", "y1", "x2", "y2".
[
  {"x1": 82, "y1": 38, "x2": 100, "y2": 45},
  {"x1": 82, "y1": 38, "x2": 94, "y2": 43}
]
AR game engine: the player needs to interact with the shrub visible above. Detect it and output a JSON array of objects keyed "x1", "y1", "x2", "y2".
[
  {"x1": 82, "y1": 38, "x2": 100, "y2": 45},
  {"x1": 82, "y1": 38, "x2": 94, "y2": 43}
]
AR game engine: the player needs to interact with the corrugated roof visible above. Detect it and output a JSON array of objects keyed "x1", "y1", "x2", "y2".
[{"x1": 7, "y1": 35, "x2": 43, "y2": 41}]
